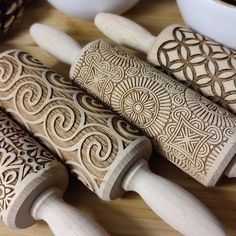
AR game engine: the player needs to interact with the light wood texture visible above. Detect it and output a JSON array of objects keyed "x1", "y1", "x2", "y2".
[
  {"x1": 95, "y1": 12, "x2": 157, "y2": 54},
  {"x1": 72, "y1": 39, "x2": 236, "y2": 187},
  {"x1": 33, "y1": 23, "x2": 236, "y2": 187},
  {"x1": 0, "y1": 110, "x2": 108, "y2": 236},
  {"x1": 95, "y1": 13, "x2": 236, "y2": 115},
  {"x1": 0, "y1": 48, "x2": 152, "y2": 201},
  {"x1": 0, "y1": 110, "x2": 67, "y2": 228},
  {"x1": 32, "y1": 187, "x2": 109, "y2": 236},
  {"x1": 0, "y1": 46, "x2": 223, "y2": 236},
  {"x1": 0, "y1": 1, "x2": 236, "y2": 236},
  {"x1": 122, "y1": 160, "x2": 224, "y2": 236}
]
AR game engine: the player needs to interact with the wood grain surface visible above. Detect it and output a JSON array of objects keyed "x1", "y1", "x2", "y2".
[{"x1": 0, "y1": 0, "x2": 235, "y2": 235}]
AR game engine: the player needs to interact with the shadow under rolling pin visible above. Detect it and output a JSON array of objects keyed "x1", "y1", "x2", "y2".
[
  {"x1": 95, "y1": 13, "x2": 236, "y2": 114},
  {"x1": 0, "y1": 110, "x2": 108, "y2": 236},
  {"x1": 0, "y1": 34, "x2": 224, "y2": 236},
  {"x1": 30, "y1": 23, "x2": 236, "y2": 186}
]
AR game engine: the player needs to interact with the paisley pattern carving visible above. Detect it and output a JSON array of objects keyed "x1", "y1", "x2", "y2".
[
  {"x1": 0, "y1": 50, "x2": 145, "y2": 199},
  {"x1": 72, "y1": 39, "x2": 236, "y2": 186},
  {"x1": 0, "y1": 110, "x2": 55, "y2": 219},
  {"x1": 153, "y1": 25, "x2": 236, "y2": 113}
]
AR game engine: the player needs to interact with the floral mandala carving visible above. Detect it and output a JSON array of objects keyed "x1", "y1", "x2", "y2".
[
  {"x1": 123, "y1": 89, "x2": 156, "y2": 126},
  {"x1": 72, "y1": 39, "x2": 236, "y2": 186}
]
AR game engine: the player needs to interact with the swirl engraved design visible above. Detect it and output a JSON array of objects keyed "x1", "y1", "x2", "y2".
[
  {"x1": 0, "y1": 50, "x2": 144, "y2": 197},
  {"x1": 155, "y1": 25, "x2": 236, "y2": 113},
  {"x1": 0, "y1": 110, "x2": 55, "y2": 219},
  {"x1": 72, "y1": 39, "x2": 236, "y2": 186}
]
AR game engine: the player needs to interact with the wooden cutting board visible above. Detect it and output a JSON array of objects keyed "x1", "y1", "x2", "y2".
[{"x1": 0, "y1": 0, "x2": 235, "y2": 235}]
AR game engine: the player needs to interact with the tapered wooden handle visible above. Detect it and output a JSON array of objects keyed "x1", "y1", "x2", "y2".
[
  {"x1": 30, "y1": 18, "x2": 154, "y2": 58},
  {"x1": 30, "y1": 23, "x2": 80, "y2": 65},
  {"x1": 32, "y1": 187, "x2": 109, "y2": 236},
  {"x1": 123, "y1": 160, "x2": 225, "y2": 236},
  {"x1": 95, "y1": 13, "x2": 156, "y2": 53}
]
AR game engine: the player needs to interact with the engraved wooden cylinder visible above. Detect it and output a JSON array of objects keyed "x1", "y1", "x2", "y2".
[
  {"x1": 70, "y1": 39, "x2": 236, "y2": 187},
  {"x1": 0, "y1": 50, "x2": 151, "y2": 200},
  {"x1": 0, "y1": 110, "x2": 67, "y2": 228},
  {"x1": 147, "y1": 25, "x2": 236, "y2": 113}
]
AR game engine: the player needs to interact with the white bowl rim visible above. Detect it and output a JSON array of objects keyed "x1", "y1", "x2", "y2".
[{"x1": 198, "y1": 0, "x2": 236, "y2": 11}]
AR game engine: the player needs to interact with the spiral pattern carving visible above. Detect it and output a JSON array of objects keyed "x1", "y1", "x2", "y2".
[
  {"x1": 71, "y1": 39, "x2": 236, "y2": 186},
  {"x1": 0, "y1": 50, "x2": 146, "y2": 199}
]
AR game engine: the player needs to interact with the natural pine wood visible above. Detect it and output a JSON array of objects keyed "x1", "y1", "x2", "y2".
[{"x1": 0, "y1": 0, "x2": 236, "y2": 235}]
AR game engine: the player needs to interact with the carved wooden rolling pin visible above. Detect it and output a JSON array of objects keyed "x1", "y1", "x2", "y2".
[
  {"x1": 0, "y1": 43, "x2": 225, "y2": 236},
  {"x1": 0, "y1": 110, "x2": 108, "y2": 236},
  {"x1": 95, "y1": 13, "x2": 236, "y2": 114},
  {"x1": 30, "y1": 23, "x2": 236, "y2": 189}
]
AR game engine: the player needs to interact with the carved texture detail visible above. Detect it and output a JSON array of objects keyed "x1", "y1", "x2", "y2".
[
  {"x1": 155, "y1": 25, "x2": 236, "y2": 113},
  {"x1": 72, "y1": 39, "x2": 236, "y2": 186},
  {"x1": 0, "y1": 110, "x2": 55, "y2": 219},
  {"x1": 0, "y1": 50, "x2": 144, "y2": 197}
]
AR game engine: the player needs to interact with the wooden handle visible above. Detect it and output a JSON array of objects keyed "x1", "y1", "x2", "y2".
[
  {"x1": 123, "y1": 160, "x2": 225, "y2": 236},
  {"x1": 70, "y1": 39, "x2": 236, "y2": 187},
  {"x1": 32, "y1": 187, "x2": 109, "y2": 236},
  {"x1": 0, "y1": 109, "x2": 68, "y2": 229},
  {"x1": 95, "y1": 13, "x2": 156, "y2": 54},
  {"x1": 30, "y1": 24, "x2": 80, "y2": 65},
  {"x1": 0, "y1": 49, "x2": 152, "y2": 201}
]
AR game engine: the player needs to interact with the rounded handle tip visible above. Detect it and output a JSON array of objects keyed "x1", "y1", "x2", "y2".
[
  {"x1": 30, "y1": 23, "x2": 81, "y2": 65},
  {"x1": 95, "y1": 13, "x2": 155, "y2": 53},
  {"x1": 123, "y1": 160, "x2": 225, "y2": 236}
]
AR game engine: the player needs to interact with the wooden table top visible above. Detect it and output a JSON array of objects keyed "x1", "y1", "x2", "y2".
[{"x1": 0, "y1": 0, "x2": 236, "y2": 235}]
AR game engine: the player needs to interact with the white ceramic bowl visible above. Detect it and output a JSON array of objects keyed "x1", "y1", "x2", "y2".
[
  {"x1": 177, "y1": 0, "x2": 236, "y2": 50},
  {"x1": 47, "y1": 0, "x2": 140, "y2": 20}
]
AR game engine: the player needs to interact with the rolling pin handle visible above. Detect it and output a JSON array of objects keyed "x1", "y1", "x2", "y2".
[
  {"x1": 95, "y1": 13, "x2": 156, "y2": 54},
  {"x1": 122, "y1": 160, "x2": 225, "y2": 236},
  {"x1": 31, "y1": 187, "x2": 109, "y2": 236},
  {"x1": 30, "y1": 23, "x2": 81, "y2": 65}
]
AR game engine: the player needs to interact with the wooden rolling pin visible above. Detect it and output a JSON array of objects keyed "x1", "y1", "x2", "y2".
[
  {"x1": 95, "y1": 13, "x2": 236, "y2": 114},
  {"x1": 30, "y1": 23, "x2": 236, "y2": 189},
  {"x1": 0, "y1": 110, "x2": 108, "y2": 236},
  {"x1": 0, "y1": 42, "x2": 226, "y2": 236}
]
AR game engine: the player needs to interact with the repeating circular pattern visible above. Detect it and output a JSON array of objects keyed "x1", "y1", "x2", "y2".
[{"x1": 156, "y1": 25, "x2": 236, "y2": 113}]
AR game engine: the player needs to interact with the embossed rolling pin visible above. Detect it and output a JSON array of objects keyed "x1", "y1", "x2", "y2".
[
  {"x1": 95, "y1": 13, "x2": 236, "y2": 114},
  {"x1": 0, "y1": 110, "x2": 108, "y2": 236},
  {"x1": 0, "y1": 44, "x2": 225, "y2": 236},
  {"x1": 30, "y1": 23, "x2": 236, "y2": 189}
]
